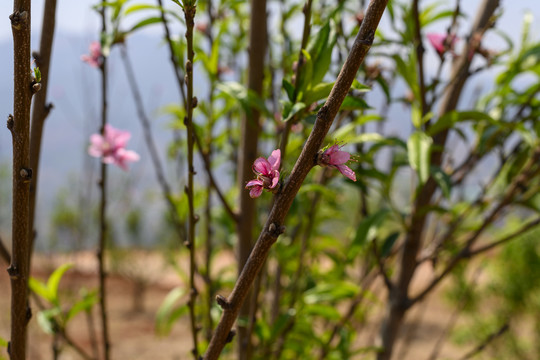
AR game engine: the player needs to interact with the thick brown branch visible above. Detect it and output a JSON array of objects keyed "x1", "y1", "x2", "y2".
[
  {"x1": 377, "y1": 2, "x2": 500, "y2": 358},
  {"x1": 203, "y1": 1, "x2": 388, "y2": 358},
  {"x1": 9, "y1": 1, "x2": 33, "y2": 359},
  {"x1": 0, "y1": 236, "x2": 11, "y2": 265},
  {"x1": 236, "y1": 0, "x2": 268, "y2": 356}
]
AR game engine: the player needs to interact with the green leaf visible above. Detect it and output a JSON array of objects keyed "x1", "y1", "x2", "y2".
[
  {"x1": 283, "y1": 102, "x2": 306, "y2": 122},
  {"x1": 128, "y1": 17, "x2": 163, "y2": 33},
  {"x1": 33, "y1": 67, "x2": 41, "y2": 83},
  {"x1": 217, "y1": 82, "x2": 269, "y2": 117},
  {"x1": 282, "y1": 79, "x2": 295, "y2": 102},
  {"x1": 298, "y1": 183, "x2": 335, "y2": 199},
  {"x1": 46, "y1": 263, "x2": 73, "y2": 306},
  {"x1": 304, "y1": 282, "x2": 360, "y2": 304},
  {"x1": 307, "y1": 19, "x2": 338, "y2": 85},
  {"x1": 29, "y1": 277, "x2": 53, "y2": 303},
  {"x1": 295, "y1": 50, "x2": 313, "y2": 100},
  {"x1": 37, "y1": 308, "x2": 61, "y2": 335},
  {"x1": 303, "y1": 82, "x2": 334, "y2": 105},
  {"x1": 347, "y1": 133, "x2": 384, "y2": 145},
  {"x1": 155, "y1": 287, "x2": 186, "y2": 336},
  {"x1": 303, "y1": 304, "x2": 341, "y2": 321},
  {"x1": 0, "y1": 336, "x2": 7, "y2": 348},
  {"x1": 66, "y1": 290, "x2": 98, "y2": 322},
  {"x1": 411, "y1": 104, "x2": 422, "y2": 128},
  {"x1": 430, "y1": 166, "x2": 452, "y2": 199},
  {"x1": 380, "y1": 232, "x2": 400, "y2": 258},
  {"x1": 352, "y1": 209, "x2": 390, "y2": 250},
  {"x1": 428, "y1": 111, "x2": 497, "y2": 136},
  {"x1": 124, "y1": 4, "x2": 160, "y2": 15},
  {"x1": 307, "y1": 21, "x2": 331, "y2": 63},
  {"x1": 355, "y1": 114, "x2": 383, "y2": 126},
  {"x1": 339, "y1": 96, "x2": 370, "y2": 111},
  {"x1": 407, "y1": 131, "x2": 432, "y2": 186}
]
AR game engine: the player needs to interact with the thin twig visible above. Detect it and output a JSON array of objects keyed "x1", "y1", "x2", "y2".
[
  {"x1": 412, "y1": 0, "x2": 427, "y2": 118},
  {"x1": 278, "y1": 0, "x2": 313, "y2": 158},
  {"x1": 96, "y1": 5, "x2": 111, "y2": 360},
  {"x1": 30, "y1": 292, "x2": 94, "y2": 360},
  {"x1": 411, "y1": 148, "x2": 540, "y2": 306},
  {"x1": 427, "y1": 265, "x2": 484, "y2": 360},
  {"x1": 377, "y1": 2, "x2": 501, "y2": 358},
  {"x1": 182, "y1": 2, "x2": 200, "y2": 358},
  {"x1": 28, "y1": 0, "x2": 57, "y2": 266},
  {"x1": 119, "y1": 45, "x2": 187, "y2": 241},
  {"x1": 457, "y1": 322, "x2": 509, "y2": 360},
  {"x1": 193, "y1": 131, "x2": 238, "y2": 222},
  {"x1": 156, "y1": 0, "x2": 187, "y2": 106},
  {"x1": 203, "y1": 1, "x2": 388, "y2": 358}
]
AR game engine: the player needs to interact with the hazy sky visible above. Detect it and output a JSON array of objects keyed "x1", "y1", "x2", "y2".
[
  {"x1": 0, "y1": 1, "x2": 538, "y2": 43},
  {"x1": 0, "y1": 0, "x2": 539, "y2": 246}
]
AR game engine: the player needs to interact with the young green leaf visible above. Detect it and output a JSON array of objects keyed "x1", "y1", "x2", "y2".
[
  {"x1": 46, "y1": 263, "x2": 74, "y2": 306},
  {"x1": 407, "y1": 131, "x2": 433, "y2": 186}
]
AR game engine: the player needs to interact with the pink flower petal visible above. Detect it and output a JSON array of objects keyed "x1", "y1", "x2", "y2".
[
  {"x1": 427, "y1": 33, "x2": 457, "y2": 56},
  {"x1": 249, "y1": 185, "x2": 263, "y2": 198},
  {"x1": 325, "y1": 144, "x2": 339, "y2": 156},
  {"x1": 329, "y1": 150, "x2": 350, "y2": 165},
  {"x1": 268, "y1": 149, "x2": 281, "y2": 172},
  {"x1": 253, "y1": 157, "x2": 272, "y2": 175},
  {"x1": 246, "y1": 179, "x2": 263, "y2": 188},
  {"x1": 270, "y1": 170, "x2": 280, "y2": 189},
  {"x1": 336, "y1": 164, "x2": 357, "y2": 182}
]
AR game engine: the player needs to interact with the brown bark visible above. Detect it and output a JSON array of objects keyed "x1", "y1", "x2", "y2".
[
  {"x1": 203, "y1": 1, "x2": 388, "y2": 358},
  {"x1": 97, "y1": 6, "x2": 111, "y2": 360},
  {"x1": 376, "y1": 1, "x2": 500, "y2": 359},
  {"x1": 8, "y1": 1, "x2": 32, "y2": 359},
  {"x1": 28, "y1": 0, "x2": 57, "y2": 264},
  {"x1": 183, "y1": 3, "x2": 200, "y2": 358},
  {"x1": 236, "y1": 0, "x2": 267, "y2": 357}
]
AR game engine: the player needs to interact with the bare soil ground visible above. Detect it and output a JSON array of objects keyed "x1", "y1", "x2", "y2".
[{"x1": 0, "y1": 251, "x2": 467, "y2": 360}]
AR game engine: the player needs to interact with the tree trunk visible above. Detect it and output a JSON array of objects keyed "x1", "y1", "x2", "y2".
[{"x1": 236, "y1": 0, "x2": 267, "y2": 358}]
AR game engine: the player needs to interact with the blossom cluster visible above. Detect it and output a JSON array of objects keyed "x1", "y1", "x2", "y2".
[
  {"x1": 88, "y1": 124, "x2": 140, "y2": 171},
  {"x1": 245, "y1": 144, "x2": 357, "y2": 198}
]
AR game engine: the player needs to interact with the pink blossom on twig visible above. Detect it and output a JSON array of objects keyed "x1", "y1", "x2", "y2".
[
  {"x1": 81, "y1": 41, "x2": 103, "y2": 68},
  {"x1": 318, "y1": 144, "x2": 357, "y2": 181},
  {"x1": 426, "y1": 33, "x2": 457, "y2": 57},
  {"x1": 88, "y1": 124, "x2": 140, "y2": 171},
  {"x1": 245, "y1": 149, "x2": 281, "y2": 198}
]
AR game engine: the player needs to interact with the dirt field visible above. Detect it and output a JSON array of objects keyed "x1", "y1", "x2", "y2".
[{"x1": 0, "y1": 251, "x2": 467, "y2": 360}]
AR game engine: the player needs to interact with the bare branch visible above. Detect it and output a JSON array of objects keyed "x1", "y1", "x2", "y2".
[
  {"x1": 203, "y1": 1, "x2": 389, "y2": 358},
  {"x1": 0, "y1": 235, "x2": 11, "y2": 265},
  {"x1": 457, "y1": 322, "x2": 509, "y2": 360},
  {"x1": 119, "y1": 45, "x2": 187, "y2": 240},
  {"x1": 193, "y1": 131, "x2": 238, "y2": 223},
  {"x1": 9, "y1": 0, "x2": 33, "y2": 358}
]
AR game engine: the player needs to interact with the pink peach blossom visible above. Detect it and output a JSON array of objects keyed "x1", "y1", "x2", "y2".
[
  {"x1": 245, "y1": 149, "x2": 281, "y2": 198},
  {"x1": 426, "y1": 33, "x2": 457, "y2": 57},
  {"x1": 88, "y1": 124, "x2": 140, "y2": 171},
  {"x1": 319, "y1": 144, "x2": 356, "y2": 182},
  {"x1": 81, "y1": 41, "x2": 103, "y2": 68}
]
